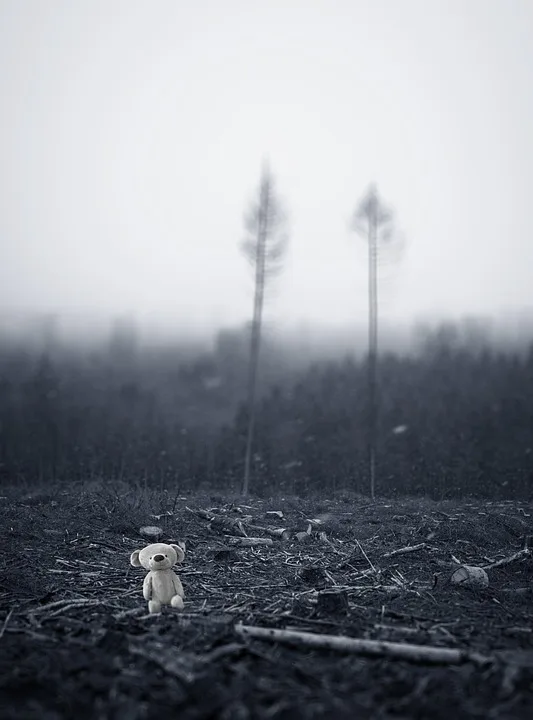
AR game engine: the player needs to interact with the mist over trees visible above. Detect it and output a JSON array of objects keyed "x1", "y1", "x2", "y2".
[{"x1": 0, "y1": 314, "x2": 532, "y2": 500}]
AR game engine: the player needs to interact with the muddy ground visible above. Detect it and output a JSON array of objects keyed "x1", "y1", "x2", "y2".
[{"x1": 0, "y1": 483, "x2": 532, "y2": 719}]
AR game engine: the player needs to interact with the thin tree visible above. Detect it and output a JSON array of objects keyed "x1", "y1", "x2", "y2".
[
  {"x1": 241, "y1": 162, "x2": 288, "y2": 496},
  {"x1": 352, "y1": 184, "x2": 399, "y2": 500}
]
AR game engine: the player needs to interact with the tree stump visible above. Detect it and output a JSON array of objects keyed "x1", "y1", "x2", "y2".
[{"x1": 316, "y1": 590, "x2": 349, "y2": 616}]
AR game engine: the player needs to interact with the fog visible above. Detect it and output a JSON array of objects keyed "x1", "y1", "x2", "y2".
[{"x1": 1, "y1": 0, "x2": 532, "y2": 343}]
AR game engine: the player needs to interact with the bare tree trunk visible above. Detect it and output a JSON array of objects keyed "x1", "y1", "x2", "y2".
[
  {"x1": 242, "y1": 188, "x2": 268, "y2": 497},
  {"x1": 368, "y1": 209, "x2": 378, "y2": 501},
  {"x1": 240, "y1": 165, "x2": 287, "y2": 496},
  {"x1": 353, "y1": 184, "x2": 399, "y2": 501}
]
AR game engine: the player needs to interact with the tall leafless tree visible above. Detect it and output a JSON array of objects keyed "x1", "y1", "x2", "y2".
[
  {"x1": 352, "y1": 184, "x2": 401, "y2": 500},
  {"x1": 241, "y1": 162, "x2": 288, "y2": 496}
]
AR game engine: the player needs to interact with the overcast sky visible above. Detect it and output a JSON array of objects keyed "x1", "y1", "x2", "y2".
[{"x1": 1, "y1": 0, "x2": 532, "y2": 336}]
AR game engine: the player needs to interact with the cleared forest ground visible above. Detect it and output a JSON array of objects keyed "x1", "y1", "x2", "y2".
[{"x1": 0, "y1": 483, "x2": 532, "y2": 719}]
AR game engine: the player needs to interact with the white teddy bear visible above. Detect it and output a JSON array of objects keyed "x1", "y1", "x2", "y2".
[{"x1": 130, "y1": 542, "x2": 185, "y2": 614}]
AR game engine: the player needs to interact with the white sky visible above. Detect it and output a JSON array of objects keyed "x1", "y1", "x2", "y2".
[{"x1": 1, "y1": 0, "x2": 532, "y2": 335}]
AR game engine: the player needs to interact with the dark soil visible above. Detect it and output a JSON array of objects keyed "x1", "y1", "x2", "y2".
[{"x1": 1, "y1": 483, "x2": 532, "y2": 719}]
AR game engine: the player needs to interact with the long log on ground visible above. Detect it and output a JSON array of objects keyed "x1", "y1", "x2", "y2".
[
  {"x1": 234, "y1": 624, "x2": 492, "y2": 666},
  {"x1": 228, "y1": 537, "x2": 273, "y2": 547},
  {"x1": 246, "y1": 524, "x2": 292, "y2": 540}
]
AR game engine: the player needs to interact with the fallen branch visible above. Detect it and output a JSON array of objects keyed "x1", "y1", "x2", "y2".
[
  {"x1": 186, "y1": 507, "x2": 214, "y2": 521},
  {"x1": 187, "y1": 507, "x2": 251, "y2": 537},
  {"x1": 482, "y1": 548, "x2": 531, "y2": 570},
  {"x1": 383, "y1": 543, "x2": 427, "y2": 559},
  {"x1": 210, "y1": 515, "x2": 248, "y2": 537},
  {"x1": 246, "y1": 524, "x2": 292, "y2": 540},
  {"x1": 235, "y1": 624, "x2": 492, "y2": 666},
  {"x1": 45, "y1": 600, "x2": 105, "y2": 618},
  {"x1": 228, "y1": 537, "x2": 273, "y2": 547},
  {"x1": 30, "y1": 597, "x2": 100, "y2": 615}
]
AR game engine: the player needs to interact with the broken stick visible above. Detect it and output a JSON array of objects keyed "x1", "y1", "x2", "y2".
[
  {"x1": 383, "y1": 543, "x2": 427, "y2": 559},
  {"x1": 234, "y1": 624, "x2": 491, "y2": 666},
  {"x1": 246, "y1": 524, "x2": 292, "y2": 540}
]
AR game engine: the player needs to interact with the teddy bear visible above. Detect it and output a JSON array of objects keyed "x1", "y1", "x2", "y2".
[{"x1": 130, "y1": 542, "x2": 185, "y2": 614}]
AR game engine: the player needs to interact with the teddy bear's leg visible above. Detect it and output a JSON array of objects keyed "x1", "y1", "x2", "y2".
[
  {"x1": 148, "y1": 599, "x2": 162, "y2": 614},
  {"x1": 170, "y1": 594, "x2": 184, "y2": 610}
]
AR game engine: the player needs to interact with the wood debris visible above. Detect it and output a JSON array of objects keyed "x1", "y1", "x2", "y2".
[
  {"x1": 383, "y1": 543, "x2": 427, "y2": 559},
  {"x1": 482, "y1": 548, "x2": 531, "y2": 570},
  {"x1": 235, "y1": 624, "x2": 492, "y2": 666},
  {"x1": 227, "y1": 537, "x2": 273, "y2": 547},
  {"x1": 2, "y1": 490, "x2": 533, "y2": 719}
]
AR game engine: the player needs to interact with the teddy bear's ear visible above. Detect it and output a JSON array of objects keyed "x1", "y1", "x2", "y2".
[
  {"x1": 169, "y1": 544, "x2": 185, "y2": 563},
  {"x1": 130, "y1": 550, "x2": 142, "y2": 567}
]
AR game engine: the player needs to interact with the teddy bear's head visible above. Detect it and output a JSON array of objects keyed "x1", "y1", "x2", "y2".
[{"x1": 130, "y1": 542, "x2": 185, "y2": 571}]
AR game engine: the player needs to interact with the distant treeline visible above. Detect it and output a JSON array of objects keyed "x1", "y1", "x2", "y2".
[{"x1": 0, "y1": 320, "x2": 532, "y2": 499}]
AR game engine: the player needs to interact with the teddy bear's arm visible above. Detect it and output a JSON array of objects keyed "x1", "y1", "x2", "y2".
[
  {"x1": 142, "y1": 573, "x2": 153, "y2": 601},
  {"x1": 172, "y1": 572, "x2": 185, "y2": 598}
]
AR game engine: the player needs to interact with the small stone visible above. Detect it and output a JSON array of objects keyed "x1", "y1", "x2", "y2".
[{"x1": 295, "y1": 531, "x2": 311, "y2": 543}]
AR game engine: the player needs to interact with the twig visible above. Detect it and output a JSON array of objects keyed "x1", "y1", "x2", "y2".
[
  {"x1": 29, "y1": 598, "x2": 82, "y2": 614},
  {"x1": 0, "y1": 608, "x2": 14, "y2": 640},
  {"x1": 434, "y1": 510, "x2": 454, "y2": 520},
  {"x1": 323, "y1": 569, "x2": 338, "y2": 586},
  {"x1": 39, "y1": 599, "x2": 104, "y2": 618},
  {"x1": 383, "y1": 543, "x2": 427, "y2": 559},
  {"x1": 235, "y1": 624, "x2": 492, "y2": 666},
  {"x1": 28, "y1": 597, "x2": 99, "y2": 614},
  {"x1": 355, "y1": 540, "x2": 377, "y2": 573}
]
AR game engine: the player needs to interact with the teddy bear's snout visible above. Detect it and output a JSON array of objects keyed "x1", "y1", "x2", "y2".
[{"x1": 153, "y1": 554, "x2": 165, "y2": 562}]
